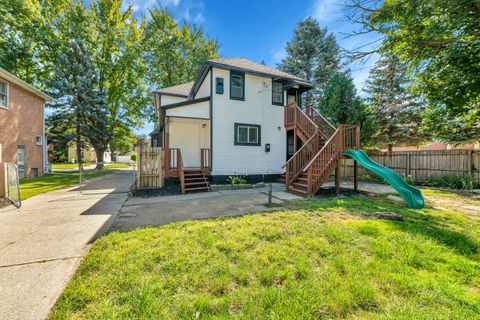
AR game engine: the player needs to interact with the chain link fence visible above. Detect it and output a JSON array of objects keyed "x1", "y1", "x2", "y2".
[
  {"x1": 79, "y1": 162, "x2": 135, "y2": 195},
  {"x1": 5, "y1": 163, "x2": 21, "y2": 207}
]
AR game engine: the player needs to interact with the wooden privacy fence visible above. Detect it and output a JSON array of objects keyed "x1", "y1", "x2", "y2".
[
  {"x1": 135, "y1": 145, "x2": 164, "y2": 189},
  {"x1": 340, "y1": 149, "x2": 480, "y2": 184}
]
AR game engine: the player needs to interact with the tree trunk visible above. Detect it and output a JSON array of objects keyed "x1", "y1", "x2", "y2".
[
  {"x1": 388, "y1": 144, "x2": 393, "y2": 152},
  {"x1": 94, "y1": 147, "x2": 105, "y2": 169}
]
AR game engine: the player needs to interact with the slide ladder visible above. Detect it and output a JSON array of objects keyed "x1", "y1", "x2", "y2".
[{"x1": 345, "y1": 150, "x2": 425, "y2": 209}]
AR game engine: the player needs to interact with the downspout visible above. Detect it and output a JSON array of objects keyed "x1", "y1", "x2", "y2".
[
  {"x1": 42, "y1": 102, "x2": 47, "y2": 174},
  {"x1": 209, "y1": 67, "x2": 213, "y2": 173}
]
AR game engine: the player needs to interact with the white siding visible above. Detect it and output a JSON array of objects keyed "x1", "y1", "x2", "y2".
[
  {"x1": 169, "y1": 118, "x2": 210, "y2": 167},
  {"x1": 166, "y1": 100, "x2": 210, "y2": 119},
  {"x1": 161, "y1": 95, "x2": 187, "y2": 106},
  {"x1": 211, "y1": 68, "x2": 286, "y2": 176},
  {"x1": 194, "y1": 70, "x2": 211, "y2": 98}
]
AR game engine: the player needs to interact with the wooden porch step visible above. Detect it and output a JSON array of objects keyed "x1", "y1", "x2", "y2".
[
  {"x1": 185, "y1": 181, "x2": 209, "y2": 187},
  {"x1": 288, "y1": 187, "x2": 308, "y2": 196},
  {"x1": 185, "y1": 186, "x2": 210, "y2": 192}
]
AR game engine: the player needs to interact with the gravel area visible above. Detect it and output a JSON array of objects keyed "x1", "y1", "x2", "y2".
[
  {"x1": 131, "y1": 183, "x2": 181, "y2": 198},
  {"x1": 0, "y1": 197, "x2": 12, "y2": 209}
]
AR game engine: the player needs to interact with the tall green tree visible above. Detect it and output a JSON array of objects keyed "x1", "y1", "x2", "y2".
[
  {"x1": 0, "y1": 0, "x2": 69, "y2": 85},
  {"x1": 364, "y1": 52, "x2": 425, "y2": 151},
  {"x1": 278, "y1": 17, "x2": 341, "y2": 106},
  {"x1": 47, "y1": 38, "x2": 108, "y2": 167},
  {"x1": 90, "y1": 0, "x2": 150, "y2": 156},
  {"x1": 143, "y1": 6, "x2": 219, "y2": 89},
  {"x1": 318, "y1": 72, "x2": 375, "y2": 144},
  {"x1": 347, "y1": 0, "x2": 480, "y2": 143}
]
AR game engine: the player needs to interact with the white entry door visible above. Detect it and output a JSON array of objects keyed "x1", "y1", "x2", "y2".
[{"x1": 16, "y1": 145, "x2": 26, "y2": 178}]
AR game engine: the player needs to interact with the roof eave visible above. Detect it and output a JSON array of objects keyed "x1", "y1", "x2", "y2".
[
  {"x1": 205, "y1": 60, "x2": 313, "y2": 88},
  {"x1": 188, "y1": 64, "x2": 211, "y2": 100},
  {"x1": 0, "y1": 67, "x2": 53, "y2": 102}
]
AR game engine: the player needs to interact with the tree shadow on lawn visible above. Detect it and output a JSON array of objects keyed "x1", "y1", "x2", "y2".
[{"x1": 301, "y1": 195, "x2": 480, "y2": 260}]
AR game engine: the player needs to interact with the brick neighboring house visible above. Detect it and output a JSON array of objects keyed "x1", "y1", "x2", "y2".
[{"x1": 0, "y1": 67, "x2": 52, "y2": 197}]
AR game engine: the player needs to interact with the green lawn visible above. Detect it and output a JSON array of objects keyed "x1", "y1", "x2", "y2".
[
  {"x1": 51, "y1": 163, "x2": 87, "y2": 169},
  {"x1": 105, "y1": 163, "x2": 132, "y2": 168},
  {"x1": 20, "y1": 172, "x2": 79, "y2": 200},
  {"x1": 49, "y1": 192, "x2": 480, "y2": 319},
  {"x1": 19, "y1": 168, "x2": 121, "y2": 200}
]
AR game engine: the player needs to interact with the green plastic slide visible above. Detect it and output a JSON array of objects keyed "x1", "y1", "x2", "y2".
[{"x1": 345, "y1": 149, "x2": 425, "y2": 209}]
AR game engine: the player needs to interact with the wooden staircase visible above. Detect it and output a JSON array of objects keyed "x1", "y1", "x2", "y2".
[
  {"x1": 283, "y1": 103, "x2": 360, "y2": 196},
  {"x1": 168, "y1": 148, "x2": 211, "y2": 194},
  {"x1": 183, "y1": 168, "x2": 210, "y2": 193}
]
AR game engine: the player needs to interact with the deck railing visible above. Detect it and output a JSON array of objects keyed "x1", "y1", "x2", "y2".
[
  {"x1": 342, "y1": 125, "x2": 361, "y2": 152},
  {"x1": 283, "y1": 132, "x2": 319, "y2": 188},
  {"x1": 176, "y1": 149, "x2": 185, "y2": 194},
  {"x1": 200, "y1": 148, "x2": 211, "y2": 170},
  {"x1": 304, "y1": 129, "x2": 342, "y2": 194},
  {"x1": 169, "y1": 148, "x2": 180, "y2": 170},
  {"x1": 305, "y1": 106, "x2": 336, "y2": 140}
]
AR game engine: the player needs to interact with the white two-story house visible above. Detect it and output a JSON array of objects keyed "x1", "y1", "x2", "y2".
[{"x1": 151, "y1": 58, "x2": 314, "y2": 192}]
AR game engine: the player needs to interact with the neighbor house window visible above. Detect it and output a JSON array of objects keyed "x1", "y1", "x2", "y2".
[
  {"x1": 0, "y1": 80, "x2": 8, "y2": 109},
  {"x1": 234, "y1": 123, "x2": 261, "y2": 146},
  {"x1": 230, "y1": 72, "x2": 245, "y2": 100},
  {"x1": 272, "y1": 81, "x2": 283, "y2": 105}
]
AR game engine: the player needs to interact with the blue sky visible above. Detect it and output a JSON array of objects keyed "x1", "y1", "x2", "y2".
[{"x1": 127, "y1": 0, "x2": 380, "y2": 134}]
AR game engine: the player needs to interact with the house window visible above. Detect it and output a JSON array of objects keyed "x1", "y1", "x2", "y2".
[
  {"x1": 0, "y1": 80, "x2": 8, "y2": 109},
  {"x1": 35, "y1": 135, "x2": 42, "y2": 146},
  {"x1": 216, "y1": 77, "x2": 224, "y2": 94},
  {"x1": 234, "y1": 123, "x2": 261, "y2": 146},
  {"x1": 230, "y1": 72, "x2": 245, "y2": 100},
  {"x1": 272, "y1": 81, "x2": 283, "y2": 105}
]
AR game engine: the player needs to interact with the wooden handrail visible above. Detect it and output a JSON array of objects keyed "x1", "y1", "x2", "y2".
[
  {"x1": 177, "y1": 149, "x2": 185, "y2": 194},
  {"x1": 283, "y1": 132, "x2": 319, "y2": 187},
  {"x1": 200, "y1": 148, "x2": 211, "y2": 169},
  {"x1": 304, "y1": 129, "x2": 342, "y2": 195},
  {"x1": 303, "y1": 129, "x2": 340, "y2": 169},
  {"x1": 305, "y1": 106, "x2": 336, "y2": 139},
  {"x1": 169, "y1": 148, "x2": 180, "y2": 169}
]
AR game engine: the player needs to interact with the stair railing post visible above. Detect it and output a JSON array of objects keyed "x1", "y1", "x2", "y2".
[{"x1": 307, "y1": 166, "x2": 313, "y2": 195}]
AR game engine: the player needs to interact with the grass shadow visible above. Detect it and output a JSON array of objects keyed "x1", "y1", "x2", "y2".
[{"x1": 301, "y1": 195, "x2": 480, "y2": 260}]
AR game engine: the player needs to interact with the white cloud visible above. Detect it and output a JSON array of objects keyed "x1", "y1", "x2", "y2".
[
  {"x1": 184, "y1": 8, "x2": 204, "y2": 23},
  {"x1": 312, "y1": 0, "x2": 342, "y2": 23},
  {"x1": 272, "y1": 47, "x2": 286, "y2": 64}
]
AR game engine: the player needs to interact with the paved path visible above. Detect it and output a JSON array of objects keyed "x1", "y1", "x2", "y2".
[
  {"x1": 0, "y1": 169, "x2": 134, "y2": 320},
  {"x1": 112, "y1": 183, "x2": 302, "y2": 231},
  {"x1": 112, "y1": 181, "x2": 399, "y2": 231}
]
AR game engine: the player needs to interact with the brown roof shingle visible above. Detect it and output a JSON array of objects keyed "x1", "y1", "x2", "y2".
[
  {"x1": 154, "y1": 81, "x2": 194, "y2": 97},
  {"x1": 206, "y1": 57, "x2": 311, "y2": 85}
]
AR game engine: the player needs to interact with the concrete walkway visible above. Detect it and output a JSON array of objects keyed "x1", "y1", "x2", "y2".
[
  {"x1": 112, "y1": 183, "x2": 302, "y2": 231},
  {"x1": 112, "y1": 181, "x2": 398, "y2": 231},
  {"x1": 0, "y1": 169, "x2": 134, "y2": 320}
]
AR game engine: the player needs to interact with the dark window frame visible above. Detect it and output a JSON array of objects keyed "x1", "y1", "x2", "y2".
[
  {"x1": 234, "y1": 123, "x2": 261, "y2": 146},
  {"x1": 272, "y1": 81, "x2": 284, "y2": 106},
  {"x1": 230, "y1": 71, "x2": 245, "y2": 101}
]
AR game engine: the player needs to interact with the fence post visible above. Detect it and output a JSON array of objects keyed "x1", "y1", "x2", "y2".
[
  {"x1": 406, "y1": 153, "x2": 411, "y2": 177},
  {"x1": 467, "y1": 149, "x2": 472, "y2": 176}
]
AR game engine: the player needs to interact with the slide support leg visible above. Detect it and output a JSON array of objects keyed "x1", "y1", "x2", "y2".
[
  {"x1": 335, "y1": 162, "x2": 340, "y2": 194},
  {"x1": 353, "y1": 160, "x2": 358, "y2": 192}
]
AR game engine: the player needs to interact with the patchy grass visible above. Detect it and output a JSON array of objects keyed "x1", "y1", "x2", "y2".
[
  {"x1": 20, "y1": 172, "x2": 79, "y2": 200},
  {"x1": 49, "y1": 193, "x2": 480, "y2": 319},
  {"x1": 105, "y1": 163, "x2": 132, "y2": 168},
  {"x1": 51, "y1": 163, "x2": 87, "y2": 169}
]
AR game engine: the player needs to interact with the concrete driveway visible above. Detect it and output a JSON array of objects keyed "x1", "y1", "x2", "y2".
[{"x1": 0, "y1": 169, "x2": 134, "y2": 320}]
